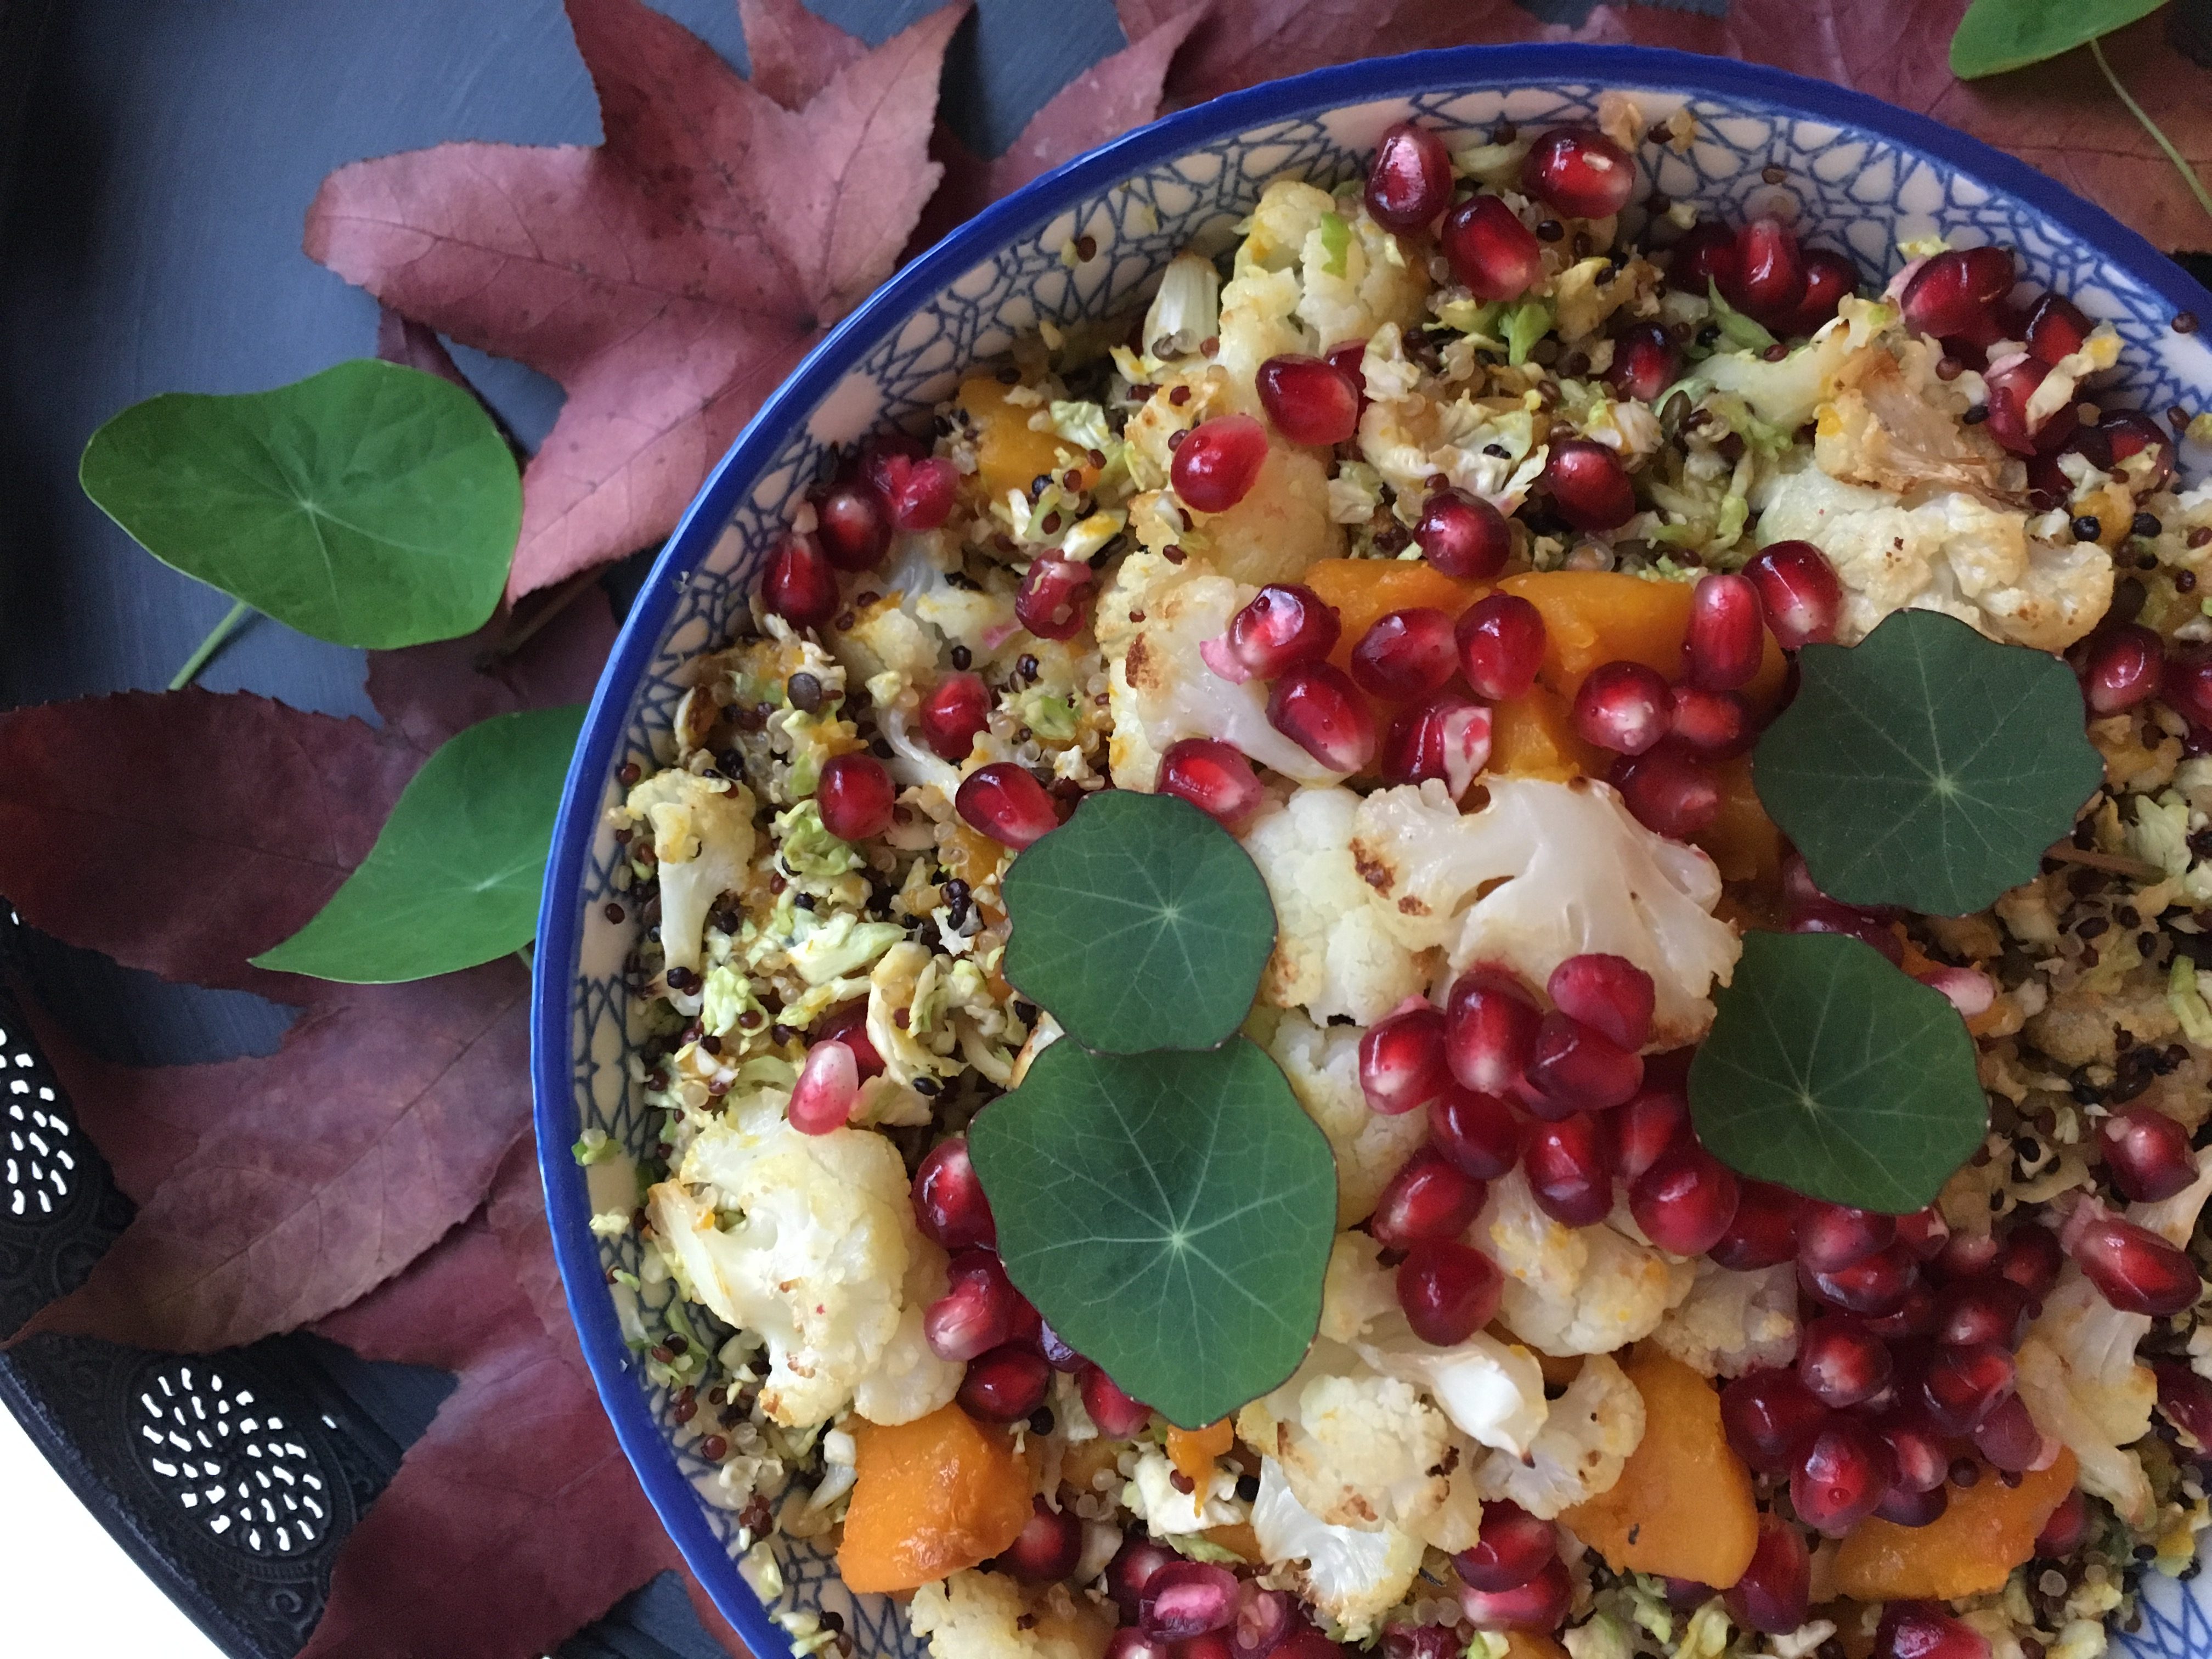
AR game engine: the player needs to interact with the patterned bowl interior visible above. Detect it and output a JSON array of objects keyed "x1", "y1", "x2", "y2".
[{"x1": 533, "y1": 43, "x2": 2212, "y2": 1659}]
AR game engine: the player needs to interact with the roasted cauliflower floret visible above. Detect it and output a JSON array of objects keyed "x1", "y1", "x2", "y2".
[
  {"x1": 1267, "y1": 1012, "x2": 1431, "y2": 1225},
  {"x1": 851, "y1": 1247, "x2": 964, "y2": 1427},
  {"x1": 909, "y1": 1571, "x2": 1112, "y2": 1659},
  {"x1": 1814, "y1": 334, "x2": 2012, "y2": 498},
  {"x1": 1474, "y1": 1351, "x2": 1646, "y2": 1518},
  {"x1": 1259, "y1": 1366, "x2": 1452, "y2": 1532},
  {"x1": 1475, "y1": 1169, "x2": 1695, "y2": 1357},
  {"x1": 1249, "y1": 1457, "x2": 1425, "y2": 1640},
  {"x1": 1351, "y1": 777, "x2": 1739, "y2": 1046},
  {"x1": 620, "y1": 770, "x2": 757, "y2": 974},
  {"x1": 2016, "y1": 1267, "x2": 2157, "y2": 1527},
  {"x1": 1244, "y1": 788, "x2": 1431, "y2": 1027},
  {"x1": 1649, "y1": 1260, "x2": 1801, "y2": 1378}
]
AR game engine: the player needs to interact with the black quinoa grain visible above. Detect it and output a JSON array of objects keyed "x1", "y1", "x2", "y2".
[
  {"x1": 2135, "y1": 512, "x2": 2164, "y2": 539},
  {"x1": 2072, "y1": 515, "x2": 2103, "y2": 543},
  {"x1": 787, "y1": 671, "x2": 824, "y2": 712}
]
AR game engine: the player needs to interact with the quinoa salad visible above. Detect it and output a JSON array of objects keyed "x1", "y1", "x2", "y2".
[{"x1": 580, "y1": 99, "x2": 2212, "y2": 1659}]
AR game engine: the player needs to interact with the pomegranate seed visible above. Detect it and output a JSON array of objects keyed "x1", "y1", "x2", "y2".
[
  {"x1": 1429, "y1": 1085, "x2": 1522, "y2": 1181},
  {"x1": 1667, "y1": 220, "x2": 1738, "y2": 296},
  {"x1": 883, "y1": 455, "x2": 960, "y2": 532},
  {"x1": 817, "y1": 1001, "x2": 884, "y2": 1078},
  {"x1": 1397, "y1": 1237, "x2": 1505, "y2": 1345},
  {"x1": 2166, "y1": 650, "x2": 2212, "y2": 730},
  {"x1": 1607, "y1": 1081, "x2": 1690, "y2": 1186},
  {"x1": 1668, "y1": 685, "x2": 1752, "y2": 755},
  {"x1": 1744, "y1": 540, "x2": 1842, "y2": 648},
  {"x1": 1878, "y1": 1604, "x2": 1992, "y2": 1659},
  {"x1": 1793, "y1": 1415, "x2": 1894, "y2": 1536},
  {"x1": 1039, "y1": 1318, "x2": 1083, "y2": 1371},
  {"x1": 2155, "y1": 1359, "x2": 2212, "y2": 1447},
  {"x1": 1973, "y1": 1391, "x2": 2054, "y2": 1473},
  {"x1": 2064, "y1": 1205, "x2": 2203, "y2": 1314},
  {"x1": 1546, "y1": 953, "x2": 1655, "y2": 1051},
  {"x1": 1921, "y1": 1341, "x2": 2016, "y2": 1434},
  {"x1": 1865, "y1": 1287, "x2": 1940, "y2": 1340},
  {"x1": 1142, "y1": 1561, "x2": 1240, "y2": 1639},
  {"x1": 1107, "y1": 1630, "x2": 1173, "y2": 1659},
  {"x1": 1109, "y1": 1538, "x2": 1179, "y2": 1617},
  {"x1": 1275, "y1": 1635, "x2": 1350, "y2": 1659},
  {"x1": 1982, "y1": 356, "x2": 2056, "y2": 458},
  {"x1": 1520, "y1": 1011, "x2": 1642, "y2": 1117},
  {"x1": 1015, "y1": 556, "x2": 1094, "y2": 641},
  {"x1": 1876, "y1": 1483, "x2": 1949, "y2": 1527},
  {"x1": 1790, "y1": 900, "x2": 1905, "y2": 964},
  {"x1": 1933, "y1": 1277, "x2": 2032, "y2": 1348},
  {"x1": 1612, "y1": 744, "x2": 1722, "y2": 839},
  {"x1": 1606, "y1": 322, "x2": 1679, "y2": 404},
  {"x1": 1573, "y1": 659, "x2": 1672, "y2": 754},
  {"x1": 1938, "y1": 1229, "x2": 2002, "y2": 1280},
  {"x1": 2100, "y1": 409, "x2": 2176, "y2": 488},
  {"x1": 1544, "y1": 438, "x2": 1637, "y2": 532},
  {"x1": 1325, "y1": 339, "x2": 1370, "y2": 410},
  {"x1": 1365, "y1": 121, "x2": 1454, "y2": 232},
  {"x1": 2079, "y1": 624, "x2": 2165, "y2": 716},
  {"x1": 763, "y1": 533, "x2": 838, "y2": 628},
  {"x1": 1788, "y1": 248, "x2": 1859, "y2": 335},
  {"x1": 927, "y1": 1250, "x2": 1021, "y2": 1361},
  {"x1": 1460, "y1": 1557, "x2": 1571, "y2": 1630},
  {"x1": 999, "y1": 1495, "x2": 1083, "y2": 1581},
  {"x1": 2100, "y1": 1105, "x2": 2198, "y2": 1201},
  {"x1": 787, "y1": 1037, "x2": 859, "y2": 1133},
  {"x1": 815, "y1": 751, "x2": 896, "y2": 842},
  {"x1": 1686, "y1": 572, "x2": 1764, "y2": 690},
  {"x1": 1268, "y1": 662, "x2": 1378, "y2": 774},
  {"x1": 1173, "y1": 414, "x2": 1269, "y2": 514},
  {"x1": 920, "y1": 671, "x2": 992, "y2": 761},
  {"x1": 859, "y1": 431, "x2": 926, "y2": 494},
  {"x1": 956, "y1": 763, "x2": 1058, "y2": 849},
  {"x1": 1662, "y1": 1578, "x2": 1713, "y2": 1611},
  {"x1": 1897, "y1": 1207, "x2": 1951, "y2": 1262},
  {"x1": 1456, "y1": 594, "x2": 1547, "y2": 701},
  {"x1": 1900, "y1": 247, "x2": 2016, "y2": 340},
  {"x1": 1723, "y1": 217, "x2": 1806, "y2": 328},
  {"x1": 1361, "y1": 1005, "x2": 1451, "y2": 1116},
  {"x1": 1379, "y1": 1626, "x2": 1460, "y2": 1659},
  {"x1": 816, "y1": 480, "x2": 891, "y2": 571},
  {"x1": 2024, "y1": 291, "x2": 2090, "y2": 366},
  {"x1": 1798, "y1": 1200, "x2": 1898, "y2": 1272},
  {"x1": 1234, "y1": 1588, "x2": 1299, "y2": 1659},
  {"x1": 1798, "y1": 1317, "x2": 1894, "y2": 1408},
  {"x1": 1727, "y1": 1515, "x2": 1810, "y2": 1635},
  {"x1": 1352, "y1": 608, "x2": 1459, "y2": 702},
  {"x1": 1801, "y1": 1244, "x2": 1920, "y2": 1317},
  {"x1": 1445, "y1": 966, "x2": 1543, "y2": 1095},
  {"x1": 1081, "y1": 1364, "x2": 1154, "y2": 1437},
  {"x1": 1228, "y1": 584, "x2": 1341, "y2": 678},
  {"x1": 1709, "y1": 1180, "x2": 1799, "y2": 1270},
  {"x1": 2035, "y1": 1488, "x2": 2089, "y2": 1558},
  {"x1": 1997, "y1": 1224, "x2": 2064, "y2": 1298},
  {"x1": 1722, "y1": 1369, "x2": 1832, "y2": 1475},
  {"x1": 1525, "y1": 1115, "x2": 1611, "y2": 1227},
  {"x1": 1441, "y1": 194, "x2": 1543, "y2": 302},
  {"x1": 1632, "y1": 1141, "x2": 1741, "y2": 1256},
  {"x1": 1454, "y1": 1500, "x2": 1556, "y2": 1592},
  {"x1": 1371, "y1": 1147, "x2": 1486, "y2": 1248},
  {"x1": 912, "y1": 1137, "x2": 996, "y2": 1250},
  {"x1": 1415, "y1": 488, "x2": 1513, "y2": 580},
  {"x1": 1521, "y1": 127, "x2": 1635, "y2": 219},
  {"x1": 1381, "y1": 692, "x2": 1492, "y2": 795},
  {"x1": 1256, "y1": 354, "x2": 1362, "y2": 447},
  {"x1": 1880, "y1": 1416, "x2": 1952, "y2": 1494},
  {"x1": 1155, "y1": 738, "x2": 1267, "y2": 831}
]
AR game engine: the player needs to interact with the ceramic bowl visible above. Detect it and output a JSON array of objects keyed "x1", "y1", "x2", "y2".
[{"x1": 533, "y1": 41, "x2": 2212, "y2": 1659}]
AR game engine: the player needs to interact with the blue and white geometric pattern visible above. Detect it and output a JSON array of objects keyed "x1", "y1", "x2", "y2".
[{"x1": 531, "y1": 44, "x2": 2212, "y2": 1659}]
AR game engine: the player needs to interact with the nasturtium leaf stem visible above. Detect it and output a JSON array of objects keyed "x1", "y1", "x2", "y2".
[
  {"x1": 2090, "y1": 36, "x2": 2212, "y2": 228},
  {"x1": 168, "y1": 598, "x2": 255, "y2": 690}
]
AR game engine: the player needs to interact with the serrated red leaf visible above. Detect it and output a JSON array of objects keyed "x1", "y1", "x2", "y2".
[
  {"x1": 737, "y1": 0, "x2": 871, "y2": 110},
  {"x1": 304, "y1": 0, "x2": 964, "y2": 602}
]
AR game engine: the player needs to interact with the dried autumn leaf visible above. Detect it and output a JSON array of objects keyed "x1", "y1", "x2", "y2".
[{"x1": 304, "y1": 0, "x2": 964, "y2": 602}]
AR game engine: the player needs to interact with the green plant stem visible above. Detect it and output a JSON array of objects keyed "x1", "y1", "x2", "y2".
[
  {"x1": 2090, "y1": 36, "x2": 2212, "y2": 228},
  {"x1": 168, "y1": 599, "x2": 255, "y2": 690}
]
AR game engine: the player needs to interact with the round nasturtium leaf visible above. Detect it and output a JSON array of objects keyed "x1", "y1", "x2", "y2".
[
  {"x1": 1688, "y1": 930, "x2": 1987, "y2": 1213},
  {"x1": 252, "y1": 706, "x2": 585, "y2": 984},
  {"x1": 1949, "y1": 0, "x2": 2166, "y2": 79},
  {"x1": 1001, "y1": 789, "x2": 1276, "y2": 1053},
  {"x1": 1752, "y1": 608, "x2": 2103, "y2": 917},
  {"x1": 968, "y1": 1036, "x2": 1336, "y2": 1429},
  {"x1": 80, "y1": 358, "x2": 521, "y2": 650}
]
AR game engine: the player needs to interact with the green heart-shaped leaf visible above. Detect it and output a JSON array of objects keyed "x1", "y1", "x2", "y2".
[
  {"x1": 81, "y1": 359, "x2": 520, "y2": 649},
  {"x1": 1001, "y1": 789, "x2": 1276, "y2": 1053},
  {"x1": 1751, "y1": 608, "x2": 2102, "y2": 917},
  {"x1": 969, "y1": 1036, "x2": 1336, "y2": 1428},
  {"x1": 253, "y1": 706, "x2": 584, "y2": 983},
  {"x1": 1949, "y1": 0, "x2": 2167, "y2": 78},
  {"x1": 1689, "y1": 930, "x2": 1988, "y2": 1213}
]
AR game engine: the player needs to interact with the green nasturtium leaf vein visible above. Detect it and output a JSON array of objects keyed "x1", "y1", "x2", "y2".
[
  {"x1": 80, "y1": 359, "x2": 520, "y2": 650},
  {"x1": 253, "y1": 706, "x2": 585, "y2": 984},
  {"x1": 1001, "y1": 790, "x2": 1276, "y2": 1053},
  {"x1": 1751, "y1": 609, "x2": 2102, "y2": 917},
  {"x1": 1949, "y1": 0, "x2": 2168, "y2": 78},
  {"x1": 969, "y1": 1037, "x2": 1336, "y2": 1428},
  {"x1": 1689, "y1": 930, "x2": 1987, "y2": 1212}
]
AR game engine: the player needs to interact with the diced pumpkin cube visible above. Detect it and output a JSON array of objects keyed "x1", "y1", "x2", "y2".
[
  {"x1": 1489, "y1": 685, "x2": 1606, "y2": 781},
  {"x1": 1059, "y1": 1437, "x2": 1125, "y2": 1502},
  {"x1": 837, "y1": 1403, "x2": 1034, "y2": 1594},
  {"x1": 1832, "y1": 1451, "x2": 2077, "y2": 1601},
  {"x1": 959, "y1": 374, "x2": 1093, "y2": 504},
  {"x1": 1302, "y1": 557, "x2": 1489, "y2": 673},
  {"x1": 1691, "y1": 754, "x2": 1785, "y2": 886},
  {"x1": 1167, "y1": 1418, "x2": 1234, "y2": 1487},
  {"x1": 1496, "y1": 570, "x2": 1788, "y2": 712},
  {"x1": 1560, "y1": 1347, "x2": 1760, "y2": 1589}
]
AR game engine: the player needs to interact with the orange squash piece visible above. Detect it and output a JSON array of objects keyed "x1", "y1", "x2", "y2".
[
  {"x1": 837, "y1": 1403, "x2": 1034, "y2": 1594},
  {"x1": 1303, "y1": 557, "x2": 1489, "y2": 673},
  {"x1": 1167, "y1": 1419, "x2": 1234, "y2": 1487},
  {"x1": 1692, "y1": 754, "x2": 1785, "y2": 886},
  {"x1": 958, "y1": 374, "x2": 1096, "y2": 504},
  {"x1": 1561, "y1": 1347, "x2": 1760, "y2": 1589},
  {"x1": 1488, "y1": 686, "x2": 1606, "y2": 781},
  {"x1": 1203, "y1": 1521, "x2": 1263, "y2": 1563},
  {"x1": 1496, "y1": 571, "x2": 1788, "y2": 713},
  {"x1": 1832, "y1": 1451, "x2": 2077, "y2": 1601}
]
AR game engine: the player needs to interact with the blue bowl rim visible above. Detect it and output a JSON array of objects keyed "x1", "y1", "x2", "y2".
[{"x1": 531, "y1": 40, "x2": 2212, "y2": 1653}]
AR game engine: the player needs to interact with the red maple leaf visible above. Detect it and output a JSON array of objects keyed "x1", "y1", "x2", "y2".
[{"x1": 304, "y1": 0, "x2": 966, "y2": 602}]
